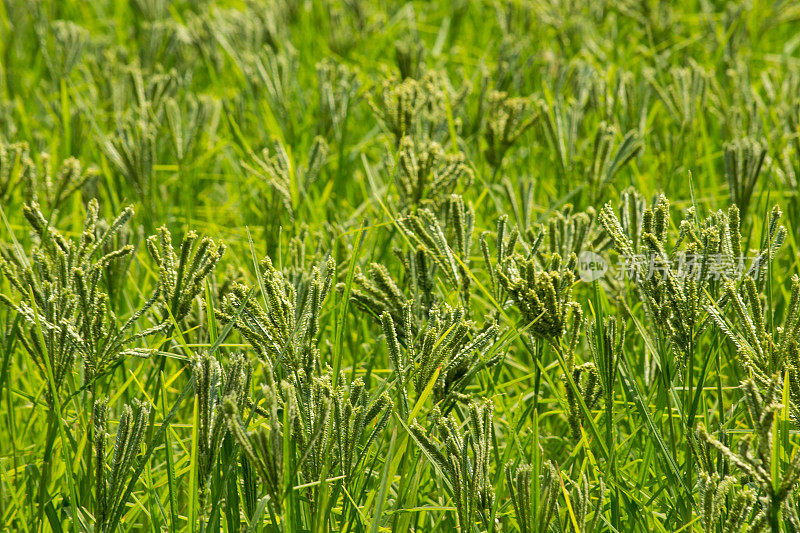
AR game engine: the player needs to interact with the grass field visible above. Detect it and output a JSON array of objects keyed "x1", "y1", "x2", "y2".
[{"x1": 3, "y1": 0, "x2": 800, "y2": 531}]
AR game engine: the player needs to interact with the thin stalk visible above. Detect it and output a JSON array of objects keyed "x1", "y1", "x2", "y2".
[
  {"x1": 683, "y1": 338, "x2": 694, "y2": 527},
  {"x1": 533, "y1": 340, "x2": 543, "y2": 413},
  {"x1": 768, "y1": 496, "x2": 780, "y2": 533},
  {"x1": 37, "y1": 417, "x2": 58, "y2": 528}
]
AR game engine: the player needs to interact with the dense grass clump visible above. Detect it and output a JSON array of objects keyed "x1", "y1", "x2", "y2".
[{"x1": 4, "y1": 1, "x2": 800, "y2": 531}]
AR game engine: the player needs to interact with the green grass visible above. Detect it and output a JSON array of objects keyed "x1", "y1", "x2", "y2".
[{"x1": 3, "y1": 0, "x2": 800, "y2": 531}]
